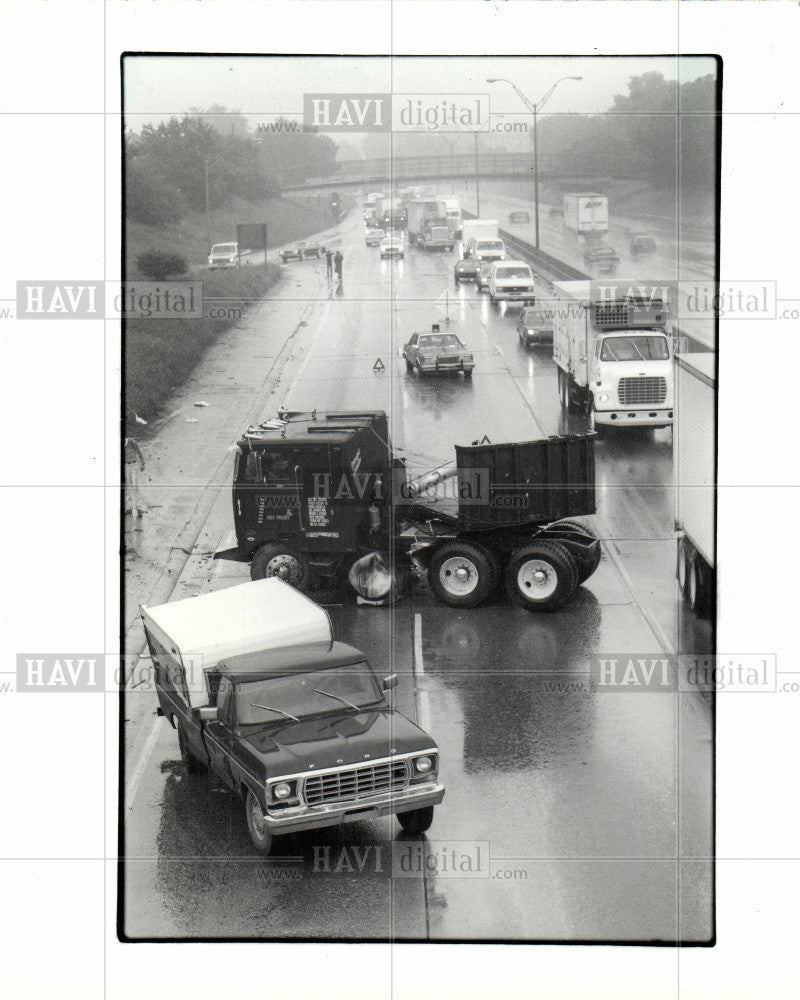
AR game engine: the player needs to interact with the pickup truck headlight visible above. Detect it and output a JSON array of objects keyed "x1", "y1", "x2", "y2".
[
  {"x1": 414, "y1": 755, "x2": 433, "y2": 773},
  {"x1": 271, "y1": 780, "x2": 296, "y2": 801}
]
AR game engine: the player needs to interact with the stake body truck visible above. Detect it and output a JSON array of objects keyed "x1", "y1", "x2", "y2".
[
  {"x1": 551, "y1": 282, "x2": 674, "y2": 433},
  {"x1": 141, "y1": 578, "x2": 444, "y2": 856},
  {"x1": 674, "y1": 352, "x2": 715, "y2": 615},
  {"x1": 216, "y1": 410, "x2": 601, "y2": 612}
]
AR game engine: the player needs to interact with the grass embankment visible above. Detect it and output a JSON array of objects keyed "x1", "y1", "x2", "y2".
[{"x1": 124, "y1": 194, "x2": 344, "y2": 430}]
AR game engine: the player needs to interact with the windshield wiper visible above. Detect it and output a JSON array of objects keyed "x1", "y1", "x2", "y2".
[
  {"x1": 312, "y1": 688, "x2": 362, "y2": 711},
  {"x1": 631, "y1": 342, "x2": 647, "y2": 361},
  {"x1": 249, "y1": 700, "x2": 300, "y2": 722}
]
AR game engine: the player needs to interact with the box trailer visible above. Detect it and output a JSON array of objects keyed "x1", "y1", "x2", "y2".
[
  {"x1": 550, "y1": 281, "x2": 674, "y2": 433},
  {"x1": 563, "y1": 193, "x2": 609, "y2": 240},
  {"x1": 674, "y1": 352, "x2": 716, "y2": 615}
]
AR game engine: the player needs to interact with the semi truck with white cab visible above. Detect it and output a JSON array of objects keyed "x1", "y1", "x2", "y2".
[
  {"x1": 674, "y1": 352, "x2": 715, "y2": 615},
  {"x1": 141, "y1": 578, "x2": 445, "y2": 856},
  {"x1": 551, "y1": 282, "x2": 674, "y2": 434},
  {"x1": 563, "y1": 193, "x2": 609, "y2": 242}
]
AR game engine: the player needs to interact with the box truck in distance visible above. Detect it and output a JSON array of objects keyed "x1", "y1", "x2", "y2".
[
  {"x1": 563, "y1": 193, "x2": 609, "y2": 241},
  {"x1": 551, "y1": 282, "x2": 674, "y2": 433}
]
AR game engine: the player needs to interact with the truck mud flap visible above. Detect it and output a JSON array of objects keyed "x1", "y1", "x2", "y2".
[{"x1": 213, "y1": 529, "x2": 247, "y2": 562}]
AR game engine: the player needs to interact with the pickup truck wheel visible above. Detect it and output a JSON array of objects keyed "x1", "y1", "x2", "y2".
[
  {"x1": 506, "y1": 540, "x2": 578, "y2": 612},
  {"x1": 427, "y1": 542, "x2": 495, "y2": 608},
  {"x1": 398, "y1": 806, "x2": 434, "y2": 835},
  {"x1": 251, "y1": 543, "x2": 310, "y2": 590},
  {"x1": 177, "y1": 723, "x2": 205, "y2": 774},
  {"x1": 245, "y1": 791, "x2": 273, "y2": 856}
]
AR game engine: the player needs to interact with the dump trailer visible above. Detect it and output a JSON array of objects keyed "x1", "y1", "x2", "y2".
[
  {"x1": 551, "y1": 281, "x2": 674, "y2": 433},
  {"x1": 141, "y1": 578, "x2": 444, "y2": 856},
  {"x1": 217, "y1": 410, "x2": 601, "y2": 612},
  {"x1": 563, "y1": 193, "x2": 609, "y2": 241},
  {"x1": 674, "y1": 352, "x2": 716, "y2": 616}
]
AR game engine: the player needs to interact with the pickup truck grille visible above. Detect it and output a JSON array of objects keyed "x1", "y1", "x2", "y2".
[
  {"x1": 304, "y1": 760, "x2": 409, "y2": 806},
  {"x1": 618, "y1": 376, "x2": 667, "y2": 406}
]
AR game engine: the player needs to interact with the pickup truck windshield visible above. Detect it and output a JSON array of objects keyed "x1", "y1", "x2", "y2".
[
  {"x1": 477, "y1": 241, "x2": 503, "y2": 251},
  {"x1": 600, "y1": 335, "x2": 669, "y2": 362},
  {"x1": 235, "y1": 663, "x2": 383, "y2": 725},
  {"x1": 211, "y1": 245, "x2": 236, "y2": 254},
  {"x1": 496, "y1": 266, "x2": 531, "y2": 280}
]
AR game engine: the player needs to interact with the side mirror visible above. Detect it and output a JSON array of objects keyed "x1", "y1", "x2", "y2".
[
  {"x1": 382, "y1": 674, "x2": 399, "y2": 691},
  {"x1": 199, "y1": 706, "x2": 218, "y2": 723}
]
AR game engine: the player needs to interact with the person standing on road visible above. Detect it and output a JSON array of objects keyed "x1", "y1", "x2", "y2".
[
  {"x1": 124, "y1": 435, "x2": 146, "y2": 517},
  {"x1": 333, "y1": 250, "x2": 343, "y2": 282},
  {"x1": 325, "y1": 249, "x2": 333, "y2": 281}
]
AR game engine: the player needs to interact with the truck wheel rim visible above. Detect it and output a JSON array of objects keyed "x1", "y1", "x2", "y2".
[
  {"x1": 266, "y1": 554, "x2": 303, "y2": 584},
  {"x1": 517, "y1": 559, "x2": 558, "y2": 599},
  {"x1": 248, "y1": 795, "x2": 267, "y2": 842},
  {"x1": 439, "y1": 556, "x2": 479, "y2": 596}
]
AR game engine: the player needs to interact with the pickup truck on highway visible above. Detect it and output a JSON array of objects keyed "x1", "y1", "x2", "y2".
[
  {"x1": 487, "y1": 260, "x2": 536, "y2": 306},
  {"x1": 141, "y1": 578, "x2": 444, "y2": 856},
  {"x1": 207, "y1": 242, "x2": 242, "y2": 269}
]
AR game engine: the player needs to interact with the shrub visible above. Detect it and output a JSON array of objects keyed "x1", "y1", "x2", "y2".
[{"x1": 136, "y1": 250, "x2": 188, "y2": 280}]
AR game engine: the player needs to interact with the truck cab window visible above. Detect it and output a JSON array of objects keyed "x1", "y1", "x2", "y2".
[{"x1": 216, "y1": 677, "x2": 233, "y2": 724}]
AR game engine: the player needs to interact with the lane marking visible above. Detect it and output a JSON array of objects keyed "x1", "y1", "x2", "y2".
[
  {"x1": 125, "y1": 713, "x2": 162, "y2": 808},
  {"x1": 413, "y1": 612, "x2": 424, "y2": 677},
  {"x1": 412, "y1": 612, "x2": 432, "y2": 731}
]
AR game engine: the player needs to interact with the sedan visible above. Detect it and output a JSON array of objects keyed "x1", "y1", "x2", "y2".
[
  {"x1": 380, "y1": 234, "x2": 404, "y2": 258},
  {"x1": 366, "y1": 228, "x2": 385, "y2": 247},
  {"x1": 404, "y1": 327, "x2": 474, "y2": 378},
  {"x1": 454, "y1": 258, "x2": 480, "y2": 285},
  {"x1": 280, "y1": 240, "x2": 326, "y2": 261},
  {"x1": 516, "y1": 307, "x2": 553, "y2": 347}
]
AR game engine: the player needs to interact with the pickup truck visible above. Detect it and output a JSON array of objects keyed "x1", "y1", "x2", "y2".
[{"x1": 141, "y1": 579, "x2": 444, "y2": 856}]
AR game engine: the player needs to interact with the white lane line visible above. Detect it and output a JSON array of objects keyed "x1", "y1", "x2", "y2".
[
  {"x1": 281, "y1": 284, "x2": 336, "y2": 406},
  {"x1": 125, "y1": 714, "x2": 162, "y2": 808},
  {"x1": 413, "y1": 612, "x2": 424, "y2": 677}
]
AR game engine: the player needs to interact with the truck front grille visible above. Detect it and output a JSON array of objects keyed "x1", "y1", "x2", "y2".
[
  {"x1": 618, "y1": 376, "x2": 667, "y2": 406},
  {"x1": 303, "y1": 760, "x2": 409, "y2": 806}
]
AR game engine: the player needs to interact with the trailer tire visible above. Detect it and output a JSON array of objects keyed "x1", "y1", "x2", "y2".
[
  {"x1": 677, "y1": 537, "x2": 690, "y2": 595},
  {"x1": 250, "y1": 543, "x2": 310, "y2": 590},
  {"x1": 398, "y1": 806, "x2": 434, "y2": 835},
  {"x1": 245, "y1": 790, "x2": 273, "y2": 856},
  {"x1": 687, "y1": 551, "x2": 712, "y2": 617},
  {"x1": 427, "y1": 542, "x2": 496, "y2": 608},
  {"x1": 177, "y1": 723, "x2": 205, "y2": 774},
  {"x1": 550, "y1": 520, "x2": 602, "y2": 584},
  {"x1": 506, "y1": 540, "x2": 578, "y2": 612}
]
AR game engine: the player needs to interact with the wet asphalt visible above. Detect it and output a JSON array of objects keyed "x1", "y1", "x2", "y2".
[{"x1": 122, "y1": 209, "x2": 713, "y2": 942}]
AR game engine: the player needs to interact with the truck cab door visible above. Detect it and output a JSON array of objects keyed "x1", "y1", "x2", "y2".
[{"x1": 202, "y1": 677, "x2": 236, "y2": 789}]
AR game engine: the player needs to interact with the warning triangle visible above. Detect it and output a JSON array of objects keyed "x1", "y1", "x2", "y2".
[
  {"x1": 479, "y1": 435, "x2": 491, "y2": 445},
  {"x1": 373, "y1": 358, "x2": 385, "y2": 372}
]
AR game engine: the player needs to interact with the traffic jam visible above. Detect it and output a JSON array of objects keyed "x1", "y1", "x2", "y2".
[{"x1": 123, "y1": 63, "x2": 716, "y2": 944}]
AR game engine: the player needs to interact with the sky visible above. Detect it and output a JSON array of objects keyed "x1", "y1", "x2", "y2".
[{"x1": 123, "y1": 54, "x2": 716, "y2": 133}]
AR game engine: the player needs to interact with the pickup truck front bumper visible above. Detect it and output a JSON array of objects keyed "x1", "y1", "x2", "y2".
[{"x1": 262, "y1": 782, "x2": 445, "y2": 835}]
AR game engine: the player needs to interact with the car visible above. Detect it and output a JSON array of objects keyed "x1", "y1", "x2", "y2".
[
  {"x1": 476, "y1": 261, "x2": 494, "y2": 292},
  {"x1": 508, "y1": 211, "x2": 531, "y2": 225},
  {"x1": 583, "y1": 243, "x2": 620, "y2": 272},
  {"x1": 280, "y1": 240, "x2": 326, "y2": 262},
  {"x1": 630, "y1": 233, "x2": 657, "y2": 255},
  {"x1": 516, "y1": 307, "x2": 553, "y2": 347},
  {"x1": 454, "y1": 258, "x2": 480, "y2": 284},
  {"x1": 380, "y1": 233, "x2": 404, "y2": 258},
  {"x1": 366, "y1": 228, "x2": 385, "y2": 247},
  {"x1": 207, "y1": 242, "x2": 242, "y2": 269},
  {"x1": 465, "y1": 237, "x2": 506, "y2": 263},
  {"x1": 403, "y1": 324, "x2": 474, "y2": 378}
]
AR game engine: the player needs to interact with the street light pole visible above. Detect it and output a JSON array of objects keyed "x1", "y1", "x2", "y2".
[
  {"x1": 486, "y1": 76, "x2": 582, "y2": 249},
  {"x1": 474, "y1": 131, "x2": 481, "y2": 217}
]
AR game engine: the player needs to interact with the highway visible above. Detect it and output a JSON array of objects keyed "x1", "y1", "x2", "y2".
[{"x1": 122, "y1": 207, "x2": 713, "y2": 942}]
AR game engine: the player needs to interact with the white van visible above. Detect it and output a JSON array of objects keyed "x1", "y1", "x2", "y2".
[
  {"x1": 487, "y1": 260, "x2": 536, "y2": 305},
  {"x1": 466, "y1": 237, "x2": 506, "y2": 262}
]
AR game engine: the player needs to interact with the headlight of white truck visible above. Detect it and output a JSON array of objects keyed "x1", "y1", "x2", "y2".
[{"x1": 598, "y1": 392, "x2": 610, "y2": 403}]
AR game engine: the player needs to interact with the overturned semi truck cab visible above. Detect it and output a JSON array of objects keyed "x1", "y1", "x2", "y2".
[{"x1": 217, "y1": 410, "x2": 601, "y2": 612}]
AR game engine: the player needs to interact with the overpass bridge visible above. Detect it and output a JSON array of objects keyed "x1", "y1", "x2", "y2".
[{"x1": 282, "y1": 152, "x2": 636, "y2": 192}]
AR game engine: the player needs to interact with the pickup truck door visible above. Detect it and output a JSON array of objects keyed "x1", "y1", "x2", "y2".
[{"x1": 202, "y1": 678, "x2": 236, "y2": 789}]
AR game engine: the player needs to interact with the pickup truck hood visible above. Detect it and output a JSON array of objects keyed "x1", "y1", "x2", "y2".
[{"x1": 238, "y1": 708, "x2": 435, "y2": 778}]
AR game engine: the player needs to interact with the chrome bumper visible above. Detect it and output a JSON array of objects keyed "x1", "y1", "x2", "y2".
[
  {"x1": 263, "y1": 782, "x2": 445, "y2": 834},
  {"x1": 595, "y1": 407, "x2": 673, "y2": 427}
]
